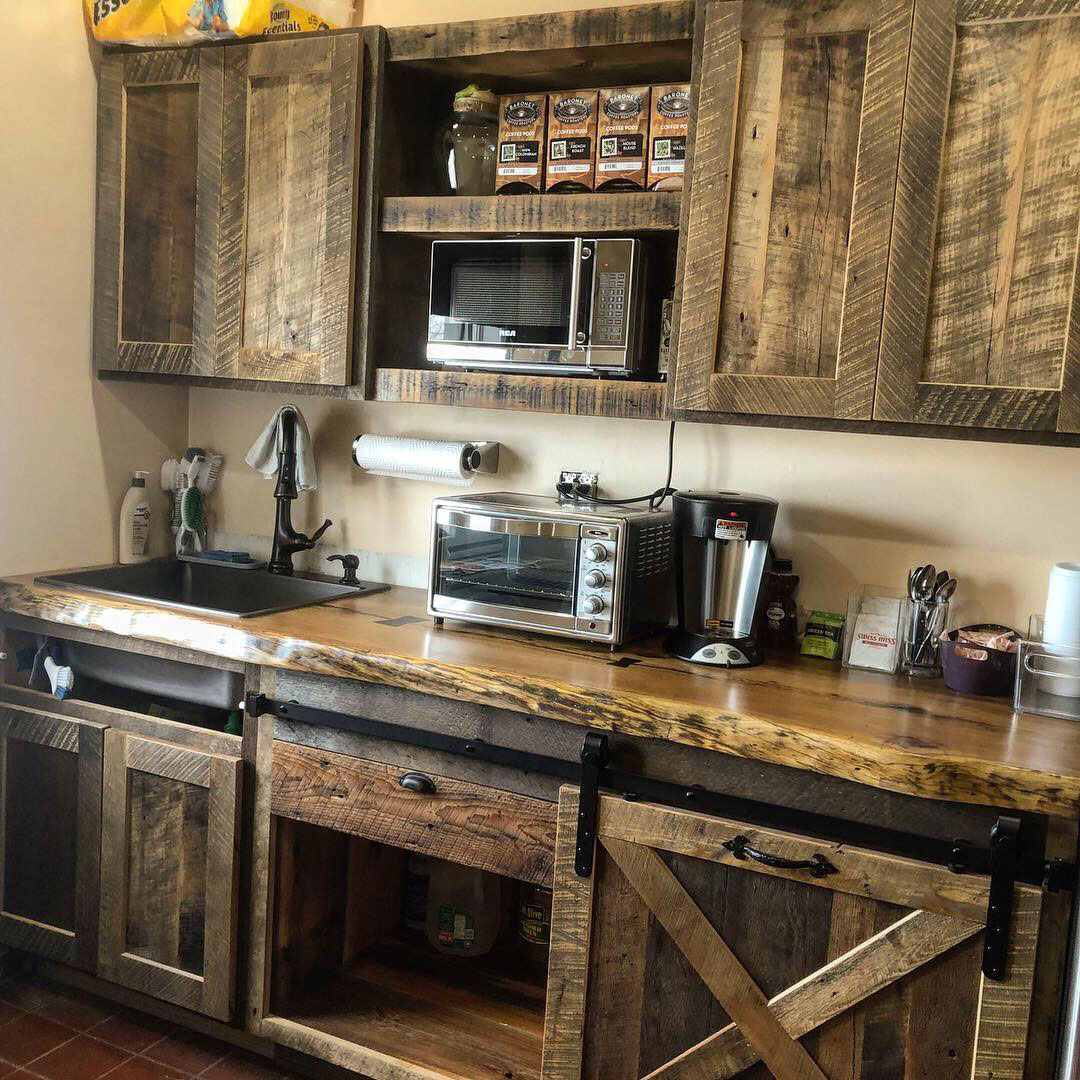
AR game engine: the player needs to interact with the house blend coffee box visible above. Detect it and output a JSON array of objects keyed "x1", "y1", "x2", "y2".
[
  {"x1": 596, "y1": 86, "x2": 651, "y2": 191},
  {"x1": 648, "y1": 84, "x2": 691, "y2": 190},
  {"x1": 496, "y1": 94, "x2": 547, "y2": 193},
  {"x1": 544, "y1": 90, "x2": 599, "y2": 193}
]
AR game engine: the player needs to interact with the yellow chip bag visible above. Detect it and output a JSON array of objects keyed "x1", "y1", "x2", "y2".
[{"x1": 85, "y1": 0, "x2": 353, "y2": 46}]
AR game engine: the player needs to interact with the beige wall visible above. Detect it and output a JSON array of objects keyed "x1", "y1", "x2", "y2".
[{"x1": 0, "y1": 7, "x2": 188, "y2": 577}]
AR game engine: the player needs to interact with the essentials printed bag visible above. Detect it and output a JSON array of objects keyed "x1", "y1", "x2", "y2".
[{"x1": 85, "y1": 0, "x2": 354, "y2": 45}]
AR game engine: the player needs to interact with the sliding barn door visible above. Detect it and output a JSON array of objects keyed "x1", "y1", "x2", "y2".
[
  {"x1": 671, "y1": 0, "x2": 912, "y2": 419},
  {"x1": 542, "y1": 788, "x2": 1041, "y2": 1080},
  {"x1": 874, "y1": 0, "x2": 1080, "y2": 431}
]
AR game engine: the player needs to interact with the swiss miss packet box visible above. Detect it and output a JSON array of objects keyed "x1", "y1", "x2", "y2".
[
  {"x1": 496, "y1": 94, "x2": 547, "y2": 194},
  {"x1": 596, "y1": 86, "x2": 651, "y2": 191},
  {"x1": 544, "y1": 90, "x2": 599, "y2": 193},
  {"x1": 648, "y1": 84, "x2": 691, "y2": 191}
]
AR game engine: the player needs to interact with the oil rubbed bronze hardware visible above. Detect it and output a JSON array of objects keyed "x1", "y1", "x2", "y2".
[
  {"x1": 399, "y1": 772, "x2": 437, "y2": 795},
  {"x1": 723, "y1": 835, "x2": 837, "y2": 878}
]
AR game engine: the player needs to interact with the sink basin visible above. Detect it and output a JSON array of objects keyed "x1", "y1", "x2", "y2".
[{"x1": 37, "y1": 559, "x2": 387, "y2": 619}]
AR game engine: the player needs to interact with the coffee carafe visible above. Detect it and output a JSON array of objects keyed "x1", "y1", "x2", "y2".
[{"x1": 665, "y1": 491, "x2": 778, "y2": 667}]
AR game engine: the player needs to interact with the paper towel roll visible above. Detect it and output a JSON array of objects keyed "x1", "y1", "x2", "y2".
[{"x1": 352, "y1": 435, "x2": 475, "y2": 486}]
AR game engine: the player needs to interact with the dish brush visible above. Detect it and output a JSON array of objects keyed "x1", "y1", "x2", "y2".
[{"x1": 176, "y1": 486, "x2": 206, "y2": 556}]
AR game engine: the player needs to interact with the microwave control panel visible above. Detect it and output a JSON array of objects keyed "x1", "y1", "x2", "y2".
[
  {"x1": 576, "y1": 524, "x2": 619, "y2": 628},
  {"x1": 588, "y1": 240, "x2": 635, "y2": 348}
]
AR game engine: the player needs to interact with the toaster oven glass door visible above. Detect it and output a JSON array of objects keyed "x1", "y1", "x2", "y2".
[
  {"x1": 434, "y1": 513, "x2": 582, "y2": 626},
  {"x1": 429, "y1": 240, "x2": 579, "y2": 349}
]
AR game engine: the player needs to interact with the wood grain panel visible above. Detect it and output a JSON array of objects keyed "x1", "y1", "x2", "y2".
[
  {"x1": 373, "y1": 367, "x2": 669, "y2": 419},
  {"x1": 380, "y1": 193, "x2": 681, "y2": 234},
  {"x1": 121, "y1": 83, "x2": 197, "y2": 346},
  {"x1": 270, "y1": 741, "x2": 556, "y2": 885}
]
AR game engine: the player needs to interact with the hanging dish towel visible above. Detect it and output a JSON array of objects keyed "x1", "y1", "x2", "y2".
[{"x1": 244, "y1": 405, "x2": 319, "y2": 492}]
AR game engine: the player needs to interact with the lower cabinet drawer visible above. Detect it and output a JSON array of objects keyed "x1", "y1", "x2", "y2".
[{"x1": 270, "y1": 740, "x2": 557, "y2": 887}]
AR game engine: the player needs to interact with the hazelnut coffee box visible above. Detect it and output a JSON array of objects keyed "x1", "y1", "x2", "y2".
[
  {"x1": 544, "y1": 90, "x2": 599, "y2": 193},
  {"x1": 596, "y1": 86, "x2": 651, "y2": 191},
  {"x1": 648, "y1": 84, "x2": 691, "y2": 190},
  {"x1": 496, "y1": 94, "x2": 547, "y2": 194}
]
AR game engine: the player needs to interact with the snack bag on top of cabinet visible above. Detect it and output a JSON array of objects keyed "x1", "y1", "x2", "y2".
[{"x1": 84, "y1": 0, "x2": 354, "y2": 45}]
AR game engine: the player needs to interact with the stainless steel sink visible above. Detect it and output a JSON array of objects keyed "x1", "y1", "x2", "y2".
[{"x1": 37, "y1": 559, "x2": 388, "y2": 618}]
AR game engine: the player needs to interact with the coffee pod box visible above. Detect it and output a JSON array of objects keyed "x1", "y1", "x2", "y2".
[
  {"x1": 544, "y1": 90, "x2": 599, "y2": 193},
  {"x1": 648, "y1": 84, "x2": 691, "y2": 191},
  {"x1": 496, "y1": 94, "x2": 547, "y2": 194},
  {"x1": 595, "y1": 86, "x2": 651, "y2": 191}
]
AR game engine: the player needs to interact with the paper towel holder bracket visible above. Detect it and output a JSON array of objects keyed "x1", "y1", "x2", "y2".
[{"x1": 464, "y1": 442, "x2": 500, "y2": 475}]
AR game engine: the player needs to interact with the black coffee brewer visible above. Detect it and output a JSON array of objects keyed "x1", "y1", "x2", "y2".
[{"x1": 665, "y1": 491, "x2": 778, "y2": 667}]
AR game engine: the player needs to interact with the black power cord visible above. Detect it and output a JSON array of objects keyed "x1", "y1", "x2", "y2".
[{"x1": 555, "y1": 420, "x2": 677, "y2": 511}]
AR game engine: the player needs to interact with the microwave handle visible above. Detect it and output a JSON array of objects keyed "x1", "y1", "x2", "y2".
[{"x1": 568, "y1": 238, "x2": 589, "y2": 351}]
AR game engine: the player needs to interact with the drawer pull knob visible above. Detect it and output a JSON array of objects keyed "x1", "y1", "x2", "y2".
[
  {"x1": 400, "y1": 772, "x2": 437, "y2": 795},
  {"x1": 723, "y1": 835, "x2": 837, "y2": 878}
]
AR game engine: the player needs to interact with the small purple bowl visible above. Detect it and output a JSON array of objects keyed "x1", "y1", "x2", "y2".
[{"x1": 940, "y1": 624, "x2": 1019, "y2": 697}]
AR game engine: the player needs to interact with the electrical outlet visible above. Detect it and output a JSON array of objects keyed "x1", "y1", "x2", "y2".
[{"x1": 559, "y1": 471, "x2": 598, "y2": 499}]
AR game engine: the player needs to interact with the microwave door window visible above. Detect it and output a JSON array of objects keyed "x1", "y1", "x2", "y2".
[
  {"x1": 436, "y1": 524, "x2": 578, "y2": 614},
  {"x1": 430, "y1": 241, "x2": 575, "y2": 348}
]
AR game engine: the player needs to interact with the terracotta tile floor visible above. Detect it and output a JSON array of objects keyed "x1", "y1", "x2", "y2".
[{"x1": 0, "y1": 973, "x2": 302, "y2": 1080}]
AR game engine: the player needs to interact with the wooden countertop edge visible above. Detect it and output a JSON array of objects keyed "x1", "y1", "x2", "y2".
[{"x1": 2, "y1": 580, "x2": 1077, "y2": 819}]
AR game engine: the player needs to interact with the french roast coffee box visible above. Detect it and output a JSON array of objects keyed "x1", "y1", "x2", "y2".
[
  {"x1": 647, "y1": 83, "x2": 691, "y2": 191},
  {"x1": 544, "y1": 90, "x2": 599, "y2": 193},
  {"x1": 595, "y1": 86, "x2": 651, "y2": 191},
  {"x1": 496, "y1": 94, "x2": 547, "y2": 194}
]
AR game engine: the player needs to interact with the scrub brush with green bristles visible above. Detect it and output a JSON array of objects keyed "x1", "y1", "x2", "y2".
[{"x1": 176, "y1": 485, "x2": 205, "y2": 556}]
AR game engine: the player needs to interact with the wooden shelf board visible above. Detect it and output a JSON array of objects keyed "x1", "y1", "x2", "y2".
[
  {"x1": 374, "y1": 367, "x2": 669, "y2": 419},
  {"x1": 274, "y1": 939, "x2": 545, "y2": 1080},
  {"x1": 381, "y1": 193, "x2": 682, "y2": 235}
]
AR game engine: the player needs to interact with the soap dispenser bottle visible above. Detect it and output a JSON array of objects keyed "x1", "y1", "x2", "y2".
[{"x1": 119, "y1": 471, "x2": 152, "y2": 564}]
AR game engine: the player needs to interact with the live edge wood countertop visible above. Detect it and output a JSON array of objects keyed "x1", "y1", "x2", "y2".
[{"x1": 2, "y1": 574, "x2": 1078, "y2": 819}]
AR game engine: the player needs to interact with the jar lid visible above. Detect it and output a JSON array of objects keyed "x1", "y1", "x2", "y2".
[{"x1": 455, "y1": 84, "x2": 497, "y2": 114}]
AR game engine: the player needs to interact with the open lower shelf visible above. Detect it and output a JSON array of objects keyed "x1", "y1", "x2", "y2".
[
  {"x1": 374, "y1": 367, "x2": 669, "y2": 419},
  {"x1": 273, "y1": 936, "x2": 546, "y2": 1080},
  {"x1": 380, "y1": 192, "x2": 682, "y2": 234}
]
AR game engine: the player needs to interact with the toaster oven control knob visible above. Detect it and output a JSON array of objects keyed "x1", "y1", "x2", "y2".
[
  {"x1": 585, "y1": 543, "x2": 609, "y2": 563},
  {"x1": 584, "y1": 569, "x2": 607, "y2": 589},
  {"x1": 582, "y1": 595, "x2": 606, "y2": 616}
]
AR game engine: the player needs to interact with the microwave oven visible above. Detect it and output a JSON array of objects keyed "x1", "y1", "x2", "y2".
[
  {"x1": 426, "y1": 238, "x2": 646, "y2": 375},
  {"x1": 428, "y1": 492, "x2": 674, "y2": 645}
]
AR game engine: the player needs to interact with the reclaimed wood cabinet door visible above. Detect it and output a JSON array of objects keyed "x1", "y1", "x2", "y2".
[
  {"x1": 873, "y1": 0, "x2": 1080, "y2": 431},
  {"x1": 0, "y1": 704, "x2": 105, "y2": 971},
  {"x1": 208, "y1": 34, "x2": 362, "y2": 385},
  {"x1": 94, "y1": 48, "x2": 221, "y2": 376},
  {"x1": 542, "y1": 788, "x2": 1043, "y2": 1080},
  {"x1": 671, "y1": 0, "x2": 912, "y2": 419},
  {"x1": 98, "y1": 729, "x2": 242, "y2": 1021}
]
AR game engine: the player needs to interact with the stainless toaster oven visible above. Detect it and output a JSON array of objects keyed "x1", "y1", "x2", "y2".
[
  {"x1": 426, "y1": 238, "x2": 646, "y2": 375},
  {"x1": 428, "y1": 492, "x2": 674, "y2": 645}
]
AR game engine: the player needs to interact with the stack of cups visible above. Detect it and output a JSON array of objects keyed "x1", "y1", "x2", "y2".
[{"x1": 1043, "y1": 562, "x2": 1080, "y2": 698}]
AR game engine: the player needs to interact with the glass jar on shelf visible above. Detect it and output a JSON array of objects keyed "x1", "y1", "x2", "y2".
[{"x1": 436, "y1": 85, "x2": 498, "y2": 196}]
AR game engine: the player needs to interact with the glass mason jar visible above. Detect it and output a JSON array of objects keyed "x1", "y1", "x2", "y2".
[{"x1": 437, "y1": 87, "x2": 498, "y2": 196}]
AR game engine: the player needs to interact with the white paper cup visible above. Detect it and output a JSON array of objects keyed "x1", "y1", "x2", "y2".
[{"x1": 1044, "y1": 562, "x2": 1080, "y2": 648}]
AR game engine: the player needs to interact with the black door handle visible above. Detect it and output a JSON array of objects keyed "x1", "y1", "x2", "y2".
[
  {"x1": 723, "y1": 835, "x2": 837, "y2": 878},
  {"x1": 399, "y1": 772, "x2": 437, "y2": 795}
]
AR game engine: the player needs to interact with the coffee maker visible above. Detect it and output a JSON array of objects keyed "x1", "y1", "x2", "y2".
[{"x1": 665, "y1": 491, "x2": 778, "y2": 667}]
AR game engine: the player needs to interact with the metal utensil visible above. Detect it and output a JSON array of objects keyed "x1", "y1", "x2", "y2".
[
  {"x1": 935, "y1": 569, "x2": 950, "y2": 593},
  {"x1": 934, "y1": 577, "x2": 957, "y2": 603},
  {"x1": 908, "y1": 566, "x2": 924, "y2": 600},
  {"x1": 919, "y1": 564, "x2": 937, "y2": 601}
]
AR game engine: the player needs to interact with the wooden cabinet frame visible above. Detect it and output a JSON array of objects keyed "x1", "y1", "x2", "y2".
[
  {"x1": 99, "y1": 729, "x2": 242, "y2": 1021},
  {"x1": 94, "y1": 49, "x2": 222, "y2": 376},
  {"x1": 0, "y1": 705, "x2": 105, "y2": 971},
  {"x1": 874, "y1": 0, "x2": 1080, "y2": 431},
  {"x1": 542, "y1": 787, "x2": 1043, "y2": 1080},
  {"x1": 672, "y1": 0, "x2": 913, "y2": 419},
  {"x1": 209, "y1": 34, "x2": 362, "y2": 384}
]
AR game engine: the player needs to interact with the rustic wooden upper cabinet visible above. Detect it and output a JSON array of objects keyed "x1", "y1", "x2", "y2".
[
  {"x1": 94, "y1": 34, "x2": 363, "y2": 385},
  {"x1": 543, "y1": 788, "x2": 1043, "y2": 1079},
  {"x1": 874, "y1": 0, "x2": 1080, "y2": 432},
  {"x1": 98, "y1": 729, "x2": 242, "y2": 1021},
  {"x1": 671, "y1": 0, "x2": 910, "y2": 420},
  {"x1": 94, "y1": 49, "x2": 217, "y2": 377}
]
